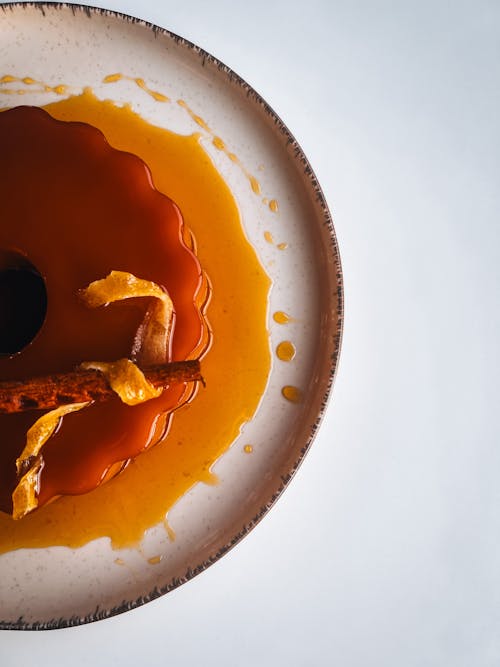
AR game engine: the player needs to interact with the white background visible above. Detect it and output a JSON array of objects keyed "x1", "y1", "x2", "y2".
[{"x1": 1, "y1": 1, "x2": 499, "y2": 665}]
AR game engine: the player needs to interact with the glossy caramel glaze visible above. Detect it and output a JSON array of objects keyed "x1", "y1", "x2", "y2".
[{"x1": 0, "y1": 91, "x2": 271, "y2": 551}]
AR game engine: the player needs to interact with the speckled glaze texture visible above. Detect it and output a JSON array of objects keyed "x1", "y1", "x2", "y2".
[{"x1": 0, "y1": 2, "x2": 343, "y2": 629}]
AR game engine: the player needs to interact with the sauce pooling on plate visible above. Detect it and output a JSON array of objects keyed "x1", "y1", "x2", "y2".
[
  {"x1": 0, "y1": 91, "x2": 271, "y2": 551},
  {"x1": 0, "y1": 104, "x2": 210, "y2": 515}
]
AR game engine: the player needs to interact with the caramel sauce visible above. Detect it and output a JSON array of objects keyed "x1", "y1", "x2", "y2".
[
  {"x1": 281, "y1": 385, "x2": 302, "y2": 403},
  {"x1": 176, "y1": 99, "x2": 265, "y2": 198},
  {"x1": 249, "y1": 176, "x2": 261, "y2": 195},
  {"x1": 276, "y1": 341, "x2": 296, "y2": 362},
  {"x1": 0, "y1": 90, "x2": 270, "y2": 552},
  {"x1": 103, "y1": 74, "x2": 169, "y2": 103},
  {"x1": 273, "y1": 311, "x2": 292, "y2": 325},
  {"x1": 147, "y1": 555, "x2": 162, "y2": 565},
  {"x1": 212, "y1": 136, "x2": 225, "y2": 150},
  {"x1": 0, "y1": 75, "x2": 69, "y2": 97},
  {"x1": 264, "y1": 232, "x2": 287, "y2": 250}
]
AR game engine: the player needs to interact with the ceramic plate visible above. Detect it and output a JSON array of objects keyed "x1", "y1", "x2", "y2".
[{"x1": 0, "y1": 2, "x2": 342, "y2": 628}]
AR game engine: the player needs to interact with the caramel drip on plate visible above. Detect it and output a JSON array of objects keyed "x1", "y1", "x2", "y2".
[
  {"x1": 264, "y1": 231, "x2": 287, "y2": 250},
  {"x1": 0, "y1": 75, "x2": 69, "y2": 96},
  {"x1": 281, "y1": 385, "x2": 302, "y2": 403},
  {"x1": 147, "y1": 555, "x2": 162, "y2": 565},
  {"x1": 273, "y1": 311, "x2": 292, "y2": 325},
  {"x1": 177, "y1": 99, "x2": 269, "y2": 199},
  {"x1": 212, "y1": 136, "x2": 225, "y2": 150},
  {"x1": 102, "y1": 73, "x2": 169, "y2": 102},
  {"x1": 276, "y1": 341, "x2": 296, "y2": 362}
]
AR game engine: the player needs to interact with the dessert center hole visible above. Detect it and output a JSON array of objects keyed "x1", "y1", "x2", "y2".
[{"x1": 0, "y1": 251, "x2": 47, "y2": 356}]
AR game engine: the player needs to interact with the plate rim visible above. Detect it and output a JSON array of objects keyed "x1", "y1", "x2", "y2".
[{"x1": 0, "y1": 0, "x2": 344, "y2": 630}]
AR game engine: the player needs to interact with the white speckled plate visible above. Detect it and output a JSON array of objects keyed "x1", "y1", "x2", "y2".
[{"x1": 0, "y1": 2, "x2": 342, "y2": 628}]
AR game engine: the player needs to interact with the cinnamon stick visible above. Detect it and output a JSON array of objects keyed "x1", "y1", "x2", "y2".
[{"x1": 0, "y1": 360, "x2": 202, "y2": 414}]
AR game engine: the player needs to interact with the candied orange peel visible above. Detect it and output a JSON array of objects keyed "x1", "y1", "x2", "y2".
[
  {"x1": 80, "y1": 270, "x2": 173, "y2": 365},
  {"x1": 12, "y1": 458, "x2": 44, "y2": 521},
  {"x1": 12, "y1": 402, "x2": 89, "y2": 519},
  {"x1": 79, "y1": 359, "x2": 162, "y2": 405}
]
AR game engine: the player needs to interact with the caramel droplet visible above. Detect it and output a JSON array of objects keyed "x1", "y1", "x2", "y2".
[
  {"x1": 269, "y1": 199, "x2": 279, "y2": 213},
  {"x1": 273, "y1": 311, "x2": 292, "y2": 324},
  {"x1": 200, "y1": 470, "x2": 219, "y2": 486},
  {"x1": 276, "y1": 341, "x2": 296, "y2": 362},
  {"x1": 250, "y1": 176, "x2": 261, "y2": 195},
  {"x1": 264, "y1": 231, "x2": 274, "y2": 244},
  {"x1": 277, "y1": 242, "x2": 288, "y2": 251},
  {"x1": 281, "y1": 385, "x2": 302, "y2": 403},
  {"x1": 134, "y1": 78, "x2": 169, "y2": 102},
  {"x1": 243, "y1": 444, "x2": 253, "y2": 454},
  {"x1": 212, "y1": 136, "x2": 225, "y2": 150},
  {"x1": 103, "y1": 73, "x2": 123, "y2": 83},
  {"x1": 150, "y1": 90, "x2": 169, "y2": 103},
  {"x1": 103, "y1": 74, "x2": 170, "y2": 102},
  {"x1": 148, "y1": 555, "x2": 162, "y2": 565}
]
